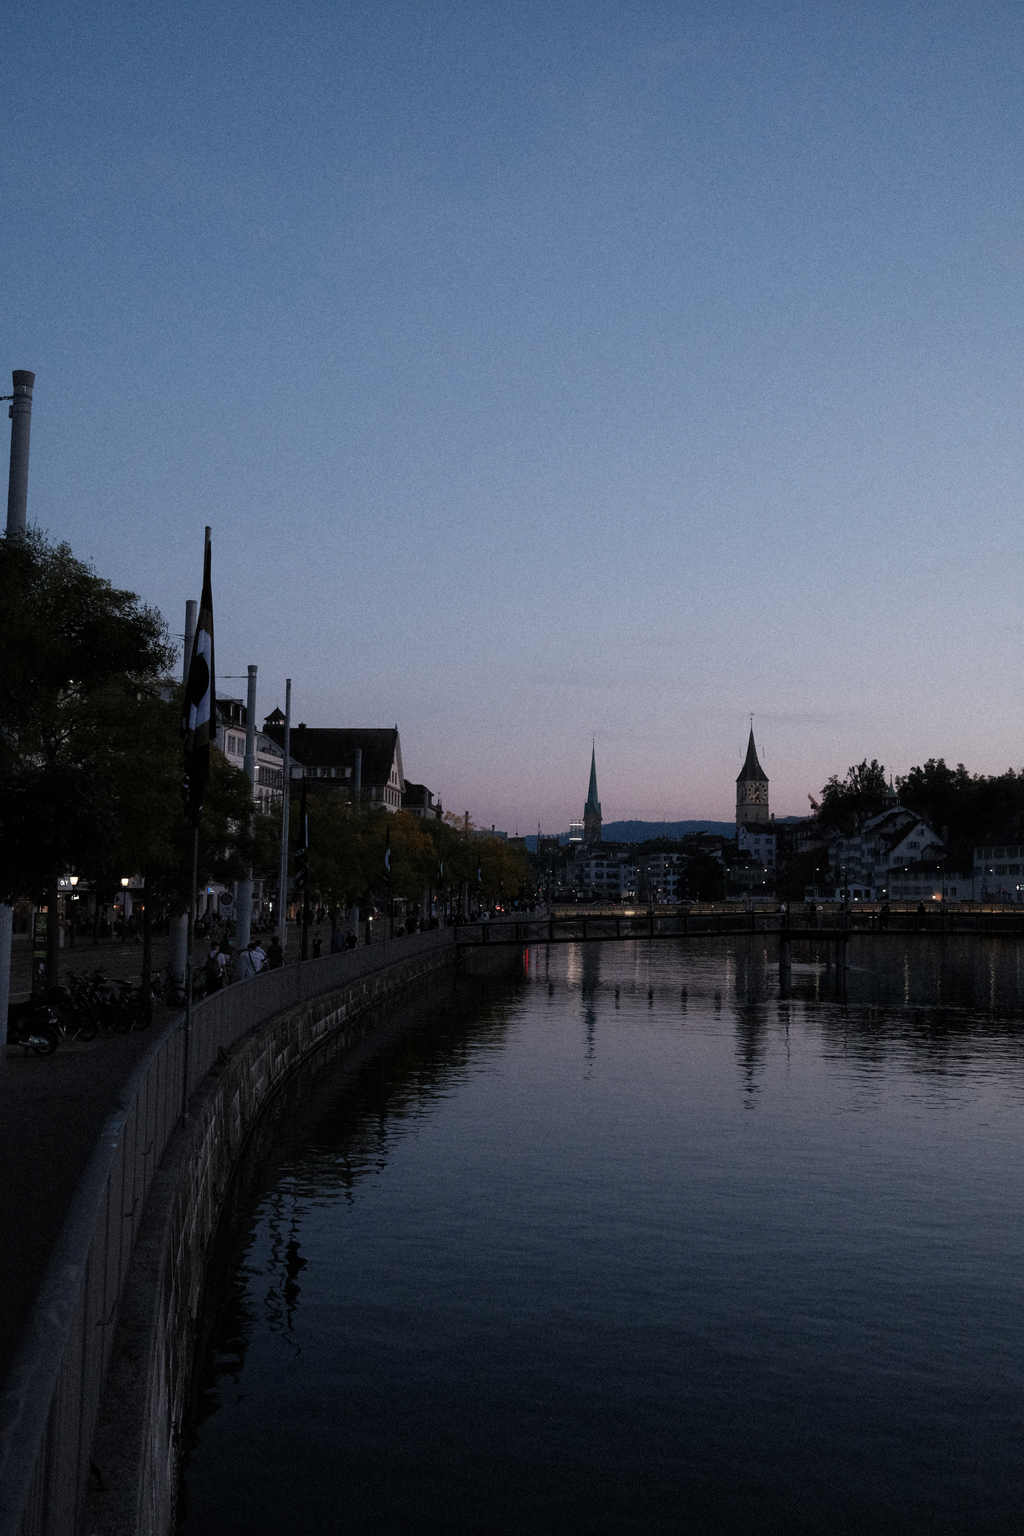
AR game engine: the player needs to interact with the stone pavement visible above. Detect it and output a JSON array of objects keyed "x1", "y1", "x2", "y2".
[
  {"x1": 8, "y1": 929, "x2": 182, "y2": 1004},
  {"x1": 0, "y1": 926, "x2": 302, "y2": 1392}
]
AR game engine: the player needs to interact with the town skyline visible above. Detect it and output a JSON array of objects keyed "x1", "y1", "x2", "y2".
[{"x1": 5, "y1": 3, "x2": 1023, "y2": 831}]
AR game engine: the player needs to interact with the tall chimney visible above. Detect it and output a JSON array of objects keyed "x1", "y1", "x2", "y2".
[{"x1": 6, "y1": 370, "x2": 36, "y2": 536}]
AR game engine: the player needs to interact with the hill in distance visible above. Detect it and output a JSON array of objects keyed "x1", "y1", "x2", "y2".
[{"x1": 523, "y1": 821, "x2": 734, "y2": 851}]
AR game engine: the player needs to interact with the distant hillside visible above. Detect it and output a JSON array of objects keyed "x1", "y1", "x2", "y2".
[
  {"x1": 523, "y1": 821, "x2": 735, "y2": 851},
  {"x1": 603, "y1": 820, "x2": 736, "y2": 843}
]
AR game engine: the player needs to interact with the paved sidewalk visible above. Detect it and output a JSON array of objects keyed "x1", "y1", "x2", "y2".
[
  {"x1": 9, "y1": 930, "x2": 192, "y2": 1003},
  {"x1": 0, "y1": 926, "x2": 305, "y2": 1390}
]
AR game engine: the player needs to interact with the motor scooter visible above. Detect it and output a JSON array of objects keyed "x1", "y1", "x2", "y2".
[{"x1": 7, "y1": 998, "x2": 60, "y2": 1055}]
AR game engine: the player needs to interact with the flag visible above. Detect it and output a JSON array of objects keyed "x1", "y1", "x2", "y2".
[
  {"x1": 182, "y1": 529, "x2": 215, "y2": 828},
  {"x1": 438, "y1": 859, "x2": 444, "y2": 883},
  {"x1": 384, "y1": 828, "x2": 391, "y2": 890},
  {"x1": 477, "y1": 865, "x2": 482, "y2": 885},
  {"x1": 295, "y1": 776, "x2": 309, "y2": 889}
]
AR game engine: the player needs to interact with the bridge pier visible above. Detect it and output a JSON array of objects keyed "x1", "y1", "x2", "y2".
[{"x1": 779, "y1": 935, "x2": 792, "y2": 984}]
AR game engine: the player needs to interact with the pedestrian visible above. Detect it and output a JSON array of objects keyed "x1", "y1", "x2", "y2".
[
  {"x1": 205, "y1": 942, "x2": 224, "y2": 994},
  {"x1": 345, "y1": 929, "x2": 358, "y2": 950},
  {"x1": 312, "y1": 935, "x2": 322, "y2": 959},
  {"x1": 234, "y1": 944, "x2": 258, "y2": 981},
  {"x1": 251, "y1": 938, "x2": 267, "y2": 972},
  {"x1": 267, "y1": 935, "x2": 284, "y2": 969}
]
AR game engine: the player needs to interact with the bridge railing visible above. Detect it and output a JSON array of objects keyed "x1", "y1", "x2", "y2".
[
  {"x1": 0, "y1": 927, "x2": 454, "y2": 1536},
  {"x1": 454, "y1": 910, "x2": 1024, "y2": 943}
]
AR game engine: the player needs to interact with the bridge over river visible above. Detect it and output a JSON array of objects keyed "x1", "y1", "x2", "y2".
[{"x1": 454, "y1": 907, "x2": 1024, "y2": 949}]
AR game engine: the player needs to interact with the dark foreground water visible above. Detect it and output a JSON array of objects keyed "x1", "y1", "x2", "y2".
[{"x1": 179, "y1": 938, "x2": 1024, "y2": 1535}]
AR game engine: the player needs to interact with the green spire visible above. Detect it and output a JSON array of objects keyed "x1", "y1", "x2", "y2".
[{"x1": 586, "y1": 742, "x2": 600, "y2": 811}]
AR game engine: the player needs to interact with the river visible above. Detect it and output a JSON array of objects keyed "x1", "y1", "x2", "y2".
[{"x1": 178, "y1": 936, "x2": 1024, "y2": 1534}]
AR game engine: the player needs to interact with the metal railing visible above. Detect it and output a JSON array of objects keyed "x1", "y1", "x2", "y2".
[
  {"x1": 454, "y1": 910, "x2": 1024, "y2": 945},
  {"x1": 0, "y1": 927, "x2": 455, "y2": 1536}
]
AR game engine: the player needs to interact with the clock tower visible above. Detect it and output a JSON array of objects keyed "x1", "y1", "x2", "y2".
[{"x1": 736, "y1": 726, "x2": 769, "y2": 831}]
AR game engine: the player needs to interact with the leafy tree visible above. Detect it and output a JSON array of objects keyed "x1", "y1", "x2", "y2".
[
  {"x1": 897, "y1": 758, "x2": 1024, "y2": 872},
  {"x1": 681, "y1": 849, "x2": 725, "y2": 902},
  {"x1": 0, "y1": 530, "x2": 175, "y2": 979},
  {"x1": 817, "y1": 760, "x2": 890, "y2": 833}
]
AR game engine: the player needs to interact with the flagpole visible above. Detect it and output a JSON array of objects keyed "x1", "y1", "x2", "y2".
[
  {"x1": 180, "y1": 524, "x2": 215, "y2": 1127},
  {"x1": 298, "y1": 772, "x2": 309, "y2": 961},
  {"x1": 181, "y1": 826, "x2": 199, "y2": 1125},
  {"x1": 277, "y1": 678, "x2": 291, "y2": 957}
]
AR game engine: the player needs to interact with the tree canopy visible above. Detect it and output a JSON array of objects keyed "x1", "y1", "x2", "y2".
[
  {"x1": 0, "y1": 531, "x2": 257, "y2": 913},
  {"x1": 817, "y1": 760, "x2": 890, "y2": 832},
  {"x1": 0, "y1": 530, "x2": 176, "y2": 903}
]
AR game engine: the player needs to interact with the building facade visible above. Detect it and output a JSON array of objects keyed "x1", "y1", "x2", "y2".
[
  {"x1": 215, "y1": 697, "x2": 285, "y2": 813},
  {"x1": 262, "y1": 722, "x2": 406, "y2": 812}
]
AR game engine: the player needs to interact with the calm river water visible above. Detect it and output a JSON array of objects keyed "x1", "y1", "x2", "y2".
[{"x1": 178, "y1": 937, "x2": 1024, "y2": 1535}]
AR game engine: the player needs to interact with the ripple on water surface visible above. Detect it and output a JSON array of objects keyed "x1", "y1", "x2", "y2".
[{"x1": 179, "y1": 937, "x2": 1024, "y2": 1536}]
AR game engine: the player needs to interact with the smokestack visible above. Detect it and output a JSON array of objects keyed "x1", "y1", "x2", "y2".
[{"x1": 6, "y1": 370, "x2": 35, "y2": 537}]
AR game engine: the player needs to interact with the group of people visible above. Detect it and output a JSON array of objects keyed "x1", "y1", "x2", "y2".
[{"x1": 204, "y1": 933, "x2": 285, "y2": 992}]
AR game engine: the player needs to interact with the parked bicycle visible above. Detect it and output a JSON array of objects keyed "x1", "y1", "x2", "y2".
[{"x1": 6, "y1": 997, "x2": 61, "y2": 1055}]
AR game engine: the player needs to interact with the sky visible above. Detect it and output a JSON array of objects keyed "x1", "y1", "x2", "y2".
[{"x1": 4, "y1": 1, "x2": 1024, "y2": 834}]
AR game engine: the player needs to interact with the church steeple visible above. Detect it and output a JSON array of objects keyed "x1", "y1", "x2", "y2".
[
  {"x1": 737, "y1": 727, "x2": 766, "y2": 784},
  {"x1": 584, "y1": 742, "x2": 602, "y2": 845},
  {"x1": 736, "y1": 725, "x2": 769, "y2": 830}
]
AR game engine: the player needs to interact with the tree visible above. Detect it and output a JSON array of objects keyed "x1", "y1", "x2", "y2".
[
  {"x1": 897, "y1": 758, "x2": 1024, "y2": 873},
  {"x1": 817, "y1": 760, "x2": 890, "y2": 833},
  {"x1": 0, "y1": 530, "x2": 176, "y2": 980}
]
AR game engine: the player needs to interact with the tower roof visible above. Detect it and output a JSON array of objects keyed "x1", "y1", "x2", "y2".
[
  {"x1": 586, "y1": 743, "x2": 600, "y2": 811},
  {"x1": 736, "y1": 727, "x2": 768, "y2": 784}
]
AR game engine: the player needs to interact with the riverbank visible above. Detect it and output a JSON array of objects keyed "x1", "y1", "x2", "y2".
[{"x1": 0, "y1": 928, "x2": 510, "y2": 1536}]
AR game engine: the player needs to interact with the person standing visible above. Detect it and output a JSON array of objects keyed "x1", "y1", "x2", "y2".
[
  {"x1": 205, "y1": 941, "x2": 225, "y2": 994},
  {"x1": 234, "y1": 943, "x2": 258, "y2": 981},
  {"x1": 267, "y1": 935, "x2": 284, "y2": 970}
]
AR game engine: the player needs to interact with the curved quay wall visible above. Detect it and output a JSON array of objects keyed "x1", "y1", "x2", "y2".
[{"x1": 0, "y1": 929, "x2": 488, "y2": 1536}]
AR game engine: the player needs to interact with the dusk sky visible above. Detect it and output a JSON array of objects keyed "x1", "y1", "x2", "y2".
[{"x1": 4, "y1": 2, "x2": 1024, "y2": 833}]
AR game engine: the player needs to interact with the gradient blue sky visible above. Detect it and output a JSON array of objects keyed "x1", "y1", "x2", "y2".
[{"x1": 4, "y1": 1, "x2": 1024, "y2": 832}]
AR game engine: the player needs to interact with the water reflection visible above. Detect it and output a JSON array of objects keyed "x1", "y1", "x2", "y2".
[{"x1": 181, "y1": 937, "x2": 1024, "y2": 1536}]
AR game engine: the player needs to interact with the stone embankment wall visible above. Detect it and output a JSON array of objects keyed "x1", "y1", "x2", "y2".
[
  {"x1": 92, "y1": 936, "x2": 502, "y2": 1536},
  {"x1": 0, "y1": 928, "x2": 508, "y2": 1536}
]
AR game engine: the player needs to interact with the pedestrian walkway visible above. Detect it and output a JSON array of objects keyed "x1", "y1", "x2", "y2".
[{"x1": 0, "y1": 926, "x2": 302, "y2": 1389}]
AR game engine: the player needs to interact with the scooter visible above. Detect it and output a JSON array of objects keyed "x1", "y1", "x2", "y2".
[{"x1": 7, "y1": 998, "x2": 61, "y2": 1055}]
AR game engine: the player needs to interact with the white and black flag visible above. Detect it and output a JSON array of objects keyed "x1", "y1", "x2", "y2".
[{"x1": 182, "y1": 529, "x2": 215, "y2": 828}]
